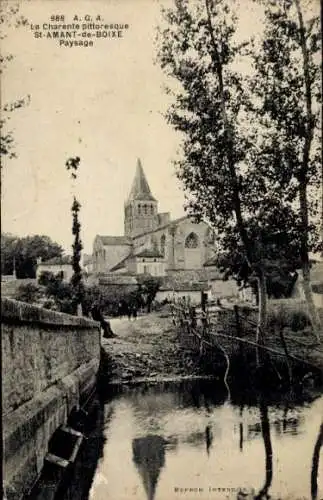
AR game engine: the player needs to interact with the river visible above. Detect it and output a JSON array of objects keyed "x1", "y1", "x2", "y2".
[{"x1": 60, "y1": 380, "x2": 322, "y2": 500}]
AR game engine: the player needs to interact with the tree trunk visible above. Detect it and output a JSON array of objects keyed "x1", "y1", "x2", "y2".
[
  {"x1": 256, "y1": 269, "x2": 267, "y2": 367},
  {"x1": 302, "y1": 266, "x2": 321, "y2": 342},
  {"x1": 204, "y1": 0, "x2": 254, "y2": 268},
  {"x1": 294, "y1": 0, "x2": 321, "y2": 342}
]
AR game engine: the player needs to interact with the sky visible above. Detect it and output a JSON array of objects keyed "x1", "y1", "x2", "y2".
[
  {"x1": 2, "y1": 0, "x2": 188, "y2": 253},
  {"x1": 1, "y1": 0, "x2": 319, "y2": 254}
]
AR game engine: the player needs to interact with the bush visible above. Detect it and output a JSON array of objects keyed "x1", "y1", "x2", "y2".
[
  {"x1": 267, "y1": 300, "x2": 311, "y2": 332},
  {"x1": 39, "y1": 272, "x2": 76, "y2": 314},
  {"x1": 15, "y1": 282, "x2": 42, "y2": 303}
]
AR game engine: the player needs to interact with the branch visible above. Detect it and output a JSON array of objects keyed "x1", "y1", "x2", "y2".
[{"x1": 204, "y1": 0, "x2": 253, "y2": 268}]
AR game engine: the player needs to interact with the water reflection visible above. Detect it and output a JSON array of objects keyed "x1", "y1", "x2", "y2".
[
  {"x1": 205, "y1": 425, "x2": 213, "y2": 456},
  {"x1": 254, "y1": 400, "x2": 273, "y2": 499},
  {"x1": 311, "y1": 422, "x2": 323, "y2": 500},
  {"x1": 81, "y1": 381, "x2": 323, "y2": 500},
  {"x1": 132, "y1": 435, "x2": 167, "y2": 500}
]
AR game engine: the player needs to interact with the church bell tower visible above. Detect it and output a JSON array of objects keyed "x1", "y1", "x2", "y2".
[{"x1": 124, "y1": 159, "x2": 158, "y2": 238}]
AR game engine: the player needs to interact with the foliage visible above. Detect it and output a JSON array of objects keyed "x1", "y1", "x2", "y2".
[
  {"x1": 0, "y1": 1, "x2": 30, "y2": 159},
  {"x1": 1, "y1": 233, "x2": 63, "y2": 278},
  {"x1": 250, "y1": 0, "x2": 322, "y2": 336},
  {"x1": 38, "y1": 270, "x2": 57, "y2": 286},
  {"x1": 65, "y1": 156, "x2": 84, "y2": 314},
  {"x1": 81, "y1": 276, "x2": 161, "y2": 317},
  {"x1": 156, "y1": 1, "x2": 288, "y2": 302},
  {"x1": 81, "y1": 284, "x2": 109, "y2": 316},
  {"x1": 137, "y1": 275, "x2": 162, "y2": 313},
  {"x1": 15, "y1": 282, "x2": 42, "y2": 304},
  {"x1": 265, "y1": 267, "x2": 298, "y2": 299},
  {"x1": 267, "y1": 303, "x2": 311, "y2": 333},
  {"x1": 156, "y1": 0, "x2": 321, "y2": 338},
  {"x1": 70, "y1": 196, "x2": 84, "y2": 310},
  {"x1": 39, "y1": 271, "x2": 75, "y2": 314},
  {"x1": 215, "y1": 203, "x2": 302, "y2": 287}
]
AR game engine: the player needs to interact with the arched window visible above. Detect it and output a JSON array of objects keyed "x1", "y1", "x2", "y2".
[
  {"x1": 150, "y1": 204, "x2": 154, "y2": 214},
  {"x1": 143, "y1": 204, "x2": 147, "y2": 215},
  {"x1": 160, "y1": 234, "x2": 166, "y2": 256},
  {"x1": 138, "y1": 204, "x2": 141, "y2": 214},
  {"x1": 185, "y1": 232, "x2": 199, "y2": 248}
]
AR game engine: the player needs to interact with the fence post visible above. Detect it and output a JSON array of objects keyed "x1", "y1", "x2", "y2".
[
  {"x1": 201, "y1": 291, "x2": 208, "y2": 335},
  {"x1": 234, "y1": 305, "x2": 241, "y2": 339},
  {"x1": 234, "y1": 305, "x2": 245, "y2": 362}
]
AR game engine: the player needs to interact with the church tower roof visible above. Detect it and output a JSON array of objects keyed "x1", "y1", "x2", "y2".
[{"x1": 127, "y1": 159, "x2": 157, "y2": 202}]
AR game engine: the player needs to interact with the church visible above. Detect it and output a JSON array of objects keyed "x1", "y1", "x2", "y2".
[{"x1": 92, "y1": 159, "x2": 216, "y2": 277}]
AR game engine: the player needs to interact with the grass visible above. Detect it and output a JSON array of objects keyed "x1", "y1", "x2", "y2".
[{"x1": 267, "y1": 299, "x2": 312, "y2": 333}]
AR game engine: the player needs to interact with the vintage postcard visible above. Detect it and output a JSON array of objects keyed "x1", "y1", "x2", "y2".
[{"x1": 1, "y1": 1, "x2": 322, "y2": 499}]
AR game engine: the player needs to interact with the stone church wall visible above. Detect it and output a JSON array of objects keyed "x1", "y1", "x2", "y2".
[
  {"x1": 131, "y1": 217, "x2": 214, "y2": 271},
  {"x1": 104, "y1": 244, "x2": 131, "y2": 271},
  {"x1": 174, "y1": 218, "x2": 210, "y2": 270}
]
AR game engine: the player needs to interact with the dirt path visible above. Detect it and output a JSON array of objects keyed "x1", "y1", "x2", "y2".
[{"x1": 100, "y1": 312, "x2": 204, "y2": 383}]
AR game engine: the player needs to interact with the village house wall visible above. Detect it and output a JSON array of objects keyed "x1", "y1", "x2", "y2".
[{"x1": 36, "y1": 263, "x2": 73, "y2": 282}]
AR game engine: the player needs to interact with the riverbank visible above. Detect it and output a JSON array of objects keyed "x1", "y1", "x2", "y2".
[
  {"x1": 99, "y1": 309, "x2": 323, "y2": 387},
  {"x1": 100, "y1": 312, "x2": 210, "y2": 384}
]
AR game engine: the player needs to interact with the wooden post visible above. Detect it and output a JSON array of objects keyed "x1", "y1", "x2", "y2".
[
  {"x1": 234, "y1": 305, "x2": 243, "y2": 358},
  {"x1": 279, "y1": 328, "x2": 293, "y2": 385},
  {"x1": 234, "y1": 305, "x2": 241, "y2": 337},
  {"x1": 201, "y1": 291, "x2": 208, "y2": 335}
]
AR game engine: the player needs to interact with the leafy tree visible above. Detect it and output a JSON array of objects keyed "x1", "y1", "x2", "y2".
[
  {"x1": 1, "y1": 233, "x2": 63, "y2": 278},
  {"x1": 137, "y1": 275, "x2": 161, "y2": 313},
  {"x1": 157, "y1": 0, "x2": 321, "y2": 345},
  {"x1": 250, "y1": 0, "x2": 322, "y2": 339},
  {"x1": 216, "y1": 202, "x2": 302, "y2": 299},
  {"x1": 38, "y1": 270, "x2": 56, "y2": 287},
  {"x1": 65, "y1": 156, "x2": 84, "y2": 314},
  {"x1": 0, "y1": 1, "x2": 30, "y2": 159},
  {"x1": 41, "y1": 271, "x2": 75, "y2": 314},
  {"x1": 15, "y1": 282, "x2": 41, "y2": 304},
  {"x1": 156, "y1": 0, "x2": 296, "y2": 344}
]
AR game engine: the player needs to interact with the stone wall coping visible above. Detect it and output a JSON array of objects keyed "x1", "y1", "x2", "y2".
[{"x1": 1, "y1": 298, "x2": 100, "y2": 328}]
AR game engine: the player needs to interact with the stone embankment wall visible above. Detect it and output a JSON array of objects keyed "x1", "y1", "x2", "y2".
[{"x1": 2, "y1": 298, "x2": 101, "y2": 500}]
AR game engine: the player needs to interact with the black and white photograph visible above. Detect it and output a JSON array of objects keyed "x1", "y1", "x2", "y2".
[{"x1": 1, "y1": 0, "x2": 322, "y2": 499}]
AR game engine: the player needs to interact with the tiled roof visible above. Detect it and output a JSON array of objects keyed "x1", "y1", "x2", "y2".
[
  {"x1": 126, "y1": 158, "x2": 156, "y2": 202},
  {"x1": 98, "y1": 274, "x2": 137, "y2": 286},
  {"x1": 135, "y1": 249, "x2": 164, "y2": 258},
  {"x1": 109, "y1": 255, "x2": 130, "y2": 272},
  {"x1": 96, "y1": 235, "x2": 132, "y2": 246}
]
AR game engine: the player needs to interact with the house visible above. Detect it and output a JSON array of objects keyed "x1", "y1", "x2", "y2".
[{"x1": 36, "y1": 256, "x2": 73, "y2": 282}]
